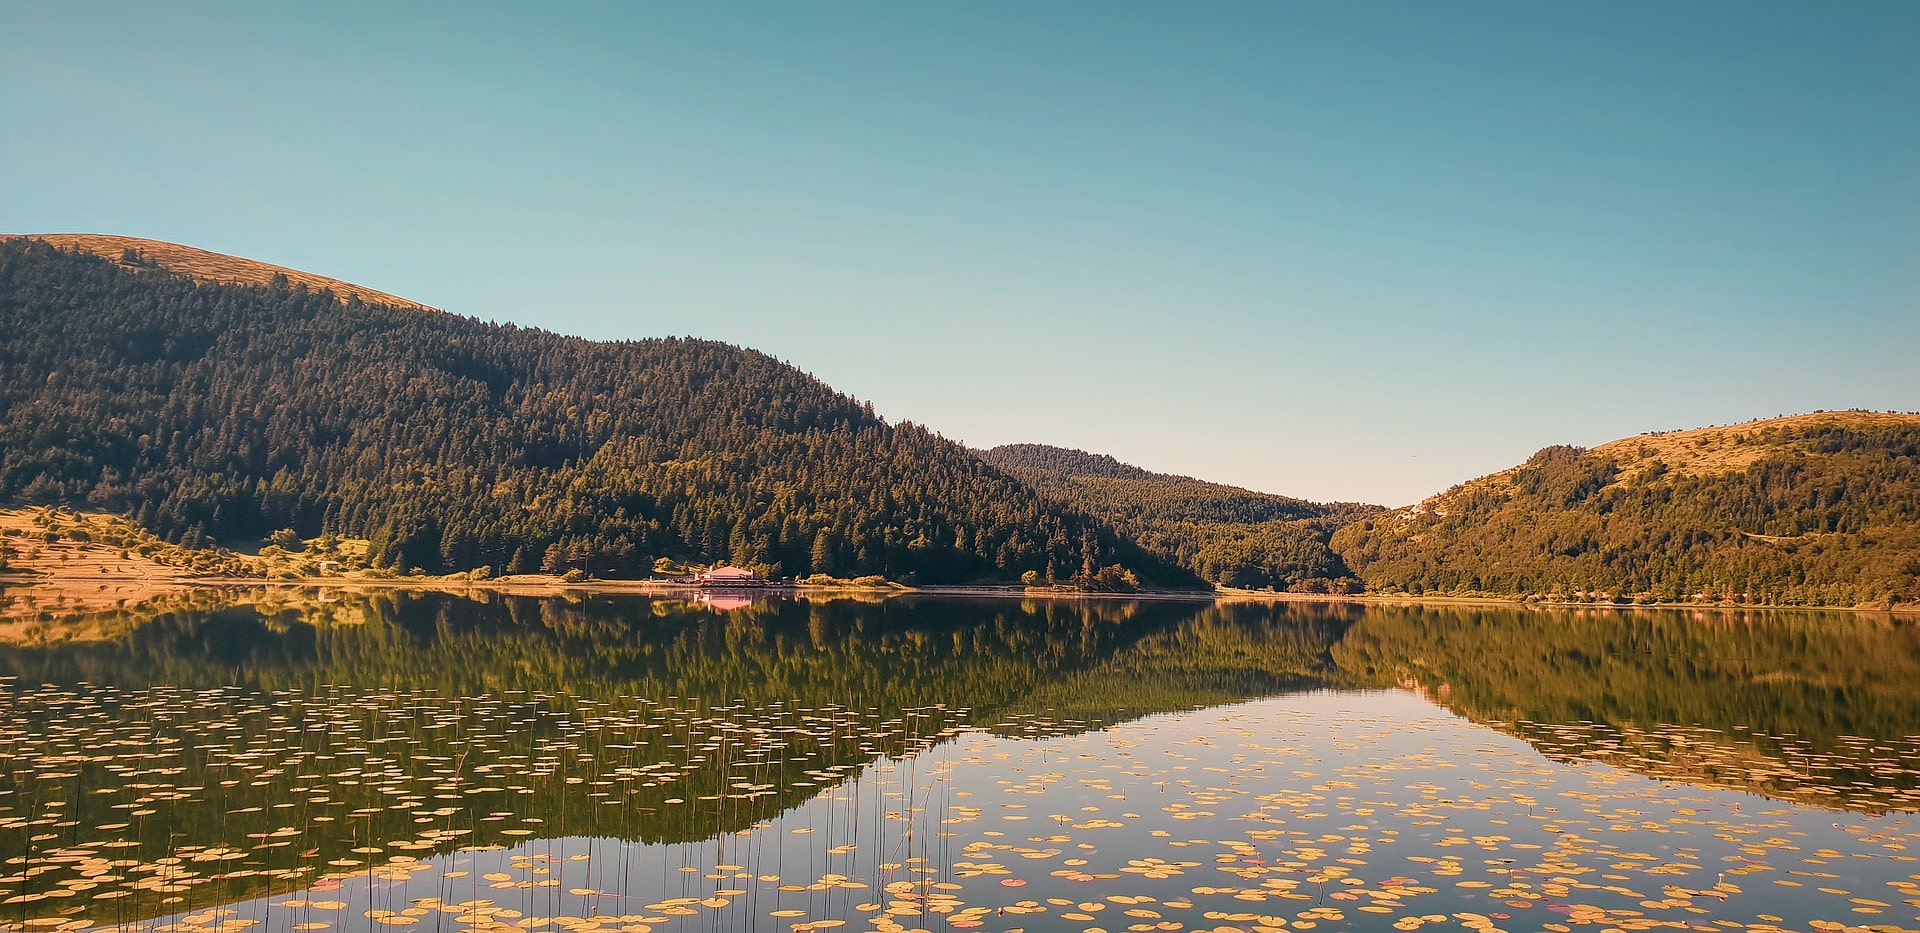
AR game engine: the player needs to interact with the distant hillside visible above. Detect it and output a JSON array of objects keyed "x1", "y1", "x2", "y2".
[
  {"x1": 983, "y1": 444, "x2": 1383, "y2": 590},
  {"x1": 1332, "y1": 412, "x2": 1920, "y2": 607},
  {"x1": 1, "y1": 234, "x2": 436, "y2": 312},
  {"x1": 0, "y1": 237, "x2": 1193, "y2": 588}
]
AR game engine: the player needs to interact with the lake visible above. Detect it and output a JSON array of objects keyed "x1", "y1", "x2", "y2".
[{"x1": 2, "y1": 593, "x2": 1917, "y2": 933}]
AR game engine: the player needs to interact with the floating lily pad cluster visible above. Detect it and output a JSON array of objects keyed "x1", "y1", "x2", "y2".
[
  {"x1": 1512, "y1": 721, "x2": 1920, "y2": 814},
  {"x1": 0, "y1": 679, "x2": 961, "y2": 927}
]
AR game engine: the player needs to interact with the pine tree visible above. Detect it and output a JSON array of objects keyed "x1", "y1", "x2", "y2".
[{"x1": 810, "y1": 529, "x2": 836, "y2": 576}]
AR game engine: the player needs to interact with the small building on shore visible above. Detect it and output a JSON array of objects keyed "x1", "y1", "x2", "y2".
[{"x1": 696, "y1": 566, "x2": 764, "y2": 587}]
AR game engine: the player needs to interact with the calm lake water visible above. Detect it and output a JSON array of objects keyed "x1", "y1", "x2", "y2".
[{"x1": 2, "y1": 594, "x2": 1917, "y2": 933}]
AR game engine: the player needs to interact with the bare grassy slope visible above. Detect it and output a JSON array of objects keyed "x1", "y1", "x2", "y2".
[
  {"x1": 1592, "y1": 411, "x2": 1920, "y2": 480},
  {"x1": 2, "y1": 234, "x2": 435, "y2": 312}
]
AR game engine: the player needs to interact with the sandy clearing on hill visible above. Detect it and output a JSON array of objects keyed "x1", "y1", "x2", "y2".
[{"x1": 4, "y1": 233, "x2": 437, "y2": 312}]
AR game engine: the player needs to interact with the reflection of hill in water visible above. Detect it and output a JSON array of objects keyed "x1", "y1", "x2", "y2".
[
  {"x1": 1332, "y1": 604, "x2": 1920, "y2": 812},
  {"x1": 989, "y1": 601, "x2": 1356, "y2": 734},
  {"x1": 3, "y1": 595, "x2": 1919, "y2": 923},
  {"x1": 6, "y1": 595, "x2": 1918, "y2": 786},
  {"x1": 1510, "y1": 720, "x2": 1920, "y2": 813},
  {"x1": 4, "y1": 595, "x2": 1917, "y2": 789},
  {"x1": 0, "y1": 593, "x2": 1209, "y2": 708}
]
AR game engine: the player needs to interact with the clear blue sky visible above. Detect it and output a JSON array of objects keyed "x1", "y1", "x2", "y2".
[{"x1": 6, "y1": 3, "x2": 1916, "y2": 505}]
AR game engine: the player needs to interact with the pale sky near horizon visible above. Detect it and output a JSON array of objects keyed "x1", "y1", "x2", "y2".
[{"x1": 5, "y1": 3, "x2": 1917, "y2": 506}]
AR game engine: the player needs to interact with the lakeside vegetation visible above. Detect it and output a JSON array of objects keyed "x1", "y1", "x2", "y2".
[{"x1": 0, "y1": 505, "x2": 375, "y2": 580}]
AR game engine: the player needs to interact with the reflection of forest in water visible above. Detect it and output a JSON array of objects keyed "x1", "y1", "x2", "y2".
[
  {"x1": 1330, "y1": 604, "x2": 1920, "y2": 811},
  {"x1": 1, "y1": 593, "x2": 1917, "y2": 923}
]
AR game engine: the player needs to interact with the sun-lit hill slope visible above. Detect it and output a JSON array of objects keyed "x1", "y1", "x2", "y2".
[
  {"x1": 1332, "y1": 412, "x2": 1920, "y2": 607},
  {"x1": 983, "y1": 443, "x2": 1384, "y2": 591},
  {"x1": 1, "y1": 233, "x2": 436, "y2": 312},
  {"x1": 0, "y1": 237, "x2": 1192, "y2": 587},
  {"x1": 1590, "y1": 411, "x2": 1920, "y2": 480}
]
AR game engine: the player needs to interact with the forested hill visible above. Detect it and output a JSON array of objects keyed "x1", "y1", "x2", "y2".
[
  {"x1": 1332, "y1": 412, "x2": 1920, "y2": 608},
  {"x1": 0, "y1": 237, "x2": 1193, "y2": 587},
  {"x1": 982, "y1": 444, "x2": 1384, "y2": 591}
]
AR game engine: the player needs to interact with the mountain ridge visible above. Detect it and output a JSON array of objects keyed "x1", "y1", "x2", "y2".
[{"x1": 985, "y1": 444, "x2": 1191, "y2": 483}]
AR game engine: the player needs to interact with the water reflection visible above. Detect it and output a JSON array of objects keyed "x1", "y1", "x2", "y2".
[{"x1": 0, "y1": 594, "x2": 1915, "y2": 931}]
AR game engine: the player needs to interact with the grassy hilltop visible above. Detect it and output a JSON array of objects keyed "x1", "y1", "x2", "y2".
[
  {"x1": 1332, "y1": 412, "x2": 1920, "y2": 608},
  {"x1": 15, "y1": 233, "x2": 437, "y2": 311}
]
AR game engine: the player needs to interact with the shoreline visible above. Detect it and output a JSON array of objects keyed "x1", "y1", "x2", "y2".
[{"x1": 5, "y1": 570, "x2": 1914, "y2": 615}]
